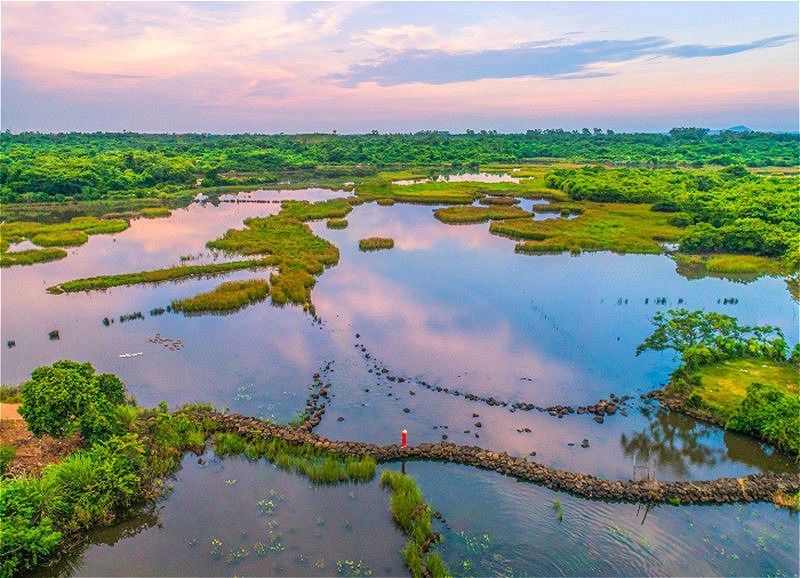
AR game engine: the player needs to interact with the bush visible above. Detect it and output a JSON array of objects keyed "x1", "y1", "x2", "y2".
[
  {"x1": 18, "y1": 361, "x2": 124, "y2": 444},
  {"x1": 726, "y1": 382, "x2": 800, "y2": 455}
]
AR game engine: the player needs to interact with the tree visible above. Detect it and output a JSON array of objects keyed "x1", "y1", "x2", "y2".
[
  {"x1": 18, "y1": 360, "x2": 126, "y2": 444},
  {"x1": 636, "y1": 309, "x2": 786, "y2": 368}
]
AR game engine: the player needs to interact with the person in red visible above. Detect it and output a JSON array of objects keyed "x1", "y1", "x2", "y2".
[{"x1": 400, "y1": 429, "x2": 408, "y2": 448}]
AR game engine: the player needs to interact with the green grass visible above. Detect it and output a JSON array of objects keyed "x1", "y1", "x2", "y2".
[
  {"x1": 326, "y1": 218, "x2": 349, "y2": 229},
  {"x1": 478, "y1": 196, "x2": 520, "y2": 206},
  {"x1": 279, "y1": 198, "x2": 353, "y2": 221},
  {"x1": 433, "y1": 205, "x2": 529, "y2": 224},
  {"x1": 30, "y1": 230, "x2": 89, "y2": 247},
  {"x1": 673, "y1": 254, "x2": 789, "y2": 278},
  {"x1": 48, "y1": 259, "x2": 272, "y2": 294},
  {"x1": 211, "y1": 432, "x2": 376, "y2": 484},
  {"x1": 359, "y1": 237, "x2": 394, "y2": 251},
  {"x1": 171, "y1": 279, "x2": 269, "y2": 313},
  {"x1": 138, "y1": 207, "x2": 172, "y2": 219},
  {"x1": 491, "y1": 202, "x2": 681, "y2": 255},
  {"x1": 380, "y1": 470, "x2": 451, "y2": 578},
  {"x1": 692, "y1": 358, "x2": 798, "y2": 416},
  {"x1": 1, "y1": 216, "x2": 129, "y2": 268},
  {"x1": 0, "y1": 248, "x2": 68, "y2": 268}
]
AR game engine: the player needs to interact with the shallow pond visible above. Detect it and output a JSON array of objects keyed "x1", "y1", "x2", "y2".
[{"x1": 4, "y1": 186, "x2": 798, "y2": 576}]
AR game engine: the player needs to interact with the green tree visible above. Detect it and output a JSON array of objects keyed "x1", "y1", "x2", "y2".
[{"x1": 18, "y1": 361, "x2": 125, "y2": 444}]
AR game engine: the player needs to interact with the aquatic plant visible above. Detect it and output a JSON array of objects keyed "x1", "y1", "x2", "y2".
[
  {"x1": 211, "y1": 432, "x2": 376, "y2": 484},
  {"x1": 552, "y1": 499, "x2": 564, "y2": 522},
  {"x1": 380, "y1": 470, "x2": 450, "y2": 578},
  {"x1": 49, "y1": 258, "x2": 272, "y2": 294},
  {"x1": 336, "y1": 559, "x2": 373, "y2": 577},
  {"x1": 358, "y1": 237, "x2": 394, "y2": 251},
  {"x1": 0, "y1": 248, "x2": 68, "y2": 268},
  {"x1": 433, "y1": 205, "x2": 528, "y2": 224},
  {"x1": 138, "y1": 207, "x2": 171, "y2": 219},
  {"x1": 171, "y1": 279, "x2": 269, "y2": 313},
  {"x1": 327, "y1": 218, "x2": 349, "y2": 229}
]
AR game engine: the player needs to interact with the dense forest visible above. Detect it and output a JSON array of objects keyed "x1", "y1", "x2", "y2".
[{"x1": 1, "y1": 129, "x2": 798, "y2": 203}]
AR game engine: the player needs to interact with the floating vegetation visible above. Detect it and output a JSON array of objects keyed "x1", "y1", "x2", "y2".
[
  {"x1": 433, "y1": 205, "x2": 528, "y2": 224},
  {"x1": 210, "y1": 538, "x2": 223, "y2": 559},
  {"x1": 225, "y1": 547, "x2": 250, "y2": 565},
  {"x1": 48, "y1": 258, "x2": 272, "y2": 294},
  {"x1": 479, "y1": 196, "x2": 520, "y2": 206},
  {"x1": 267, "y1": 530, "x2": 285, "y2": 552},
  {"x1": 358, "y1": 237, "x2": 394, "y2": 251},
  {"x1": 315, "y1": 559, "x2": 327, "y2": 569},
  {"x1": 149, "y1": 307, "x2": 166, "y2": 316},
  {"x1": 458, "y1": 530, "x2": 491, "y2": 553},
  {"x1": 253, "y1": 541, "x2": 268, "y2": 557},
  {"x1": 327, "y1": 218, "x2": 349, "y2": 229},
  {"x1": 171, "y1": 279, "x2": 270, "y2": 313},
  {"x1": 336, "y1": 559, "x2": 373, "y2": 577},
  {"x1": 234, "y1": 384, "x2": 255, "y2": 402},
  {"x1": 380, "y1": 470, "x2": 450, "y2": 578},
  {"x1": 257, "y1": 498, "x2": 278, "y2": 516},
  {"x1": 211, "y1": 432, "x2": 376, "y2": 484}
]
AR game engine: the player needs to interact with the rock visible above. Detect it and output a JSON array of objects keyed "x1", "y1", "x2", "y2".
[
  {"x1": 581, "y1": 438, "x2": 589, "y2": 448},
  {"x1": 474, "y1": 422, "x2": 482, "y2": 428},
  {"x1": 442, "y1": 435, "x2": 448, "y2": 440},
  {"x1": 593, "y1": 415, "x2": 604, "y2": 424},
  {"x1": 403, "y1": 408, "x2": 411, "y2": 413},
  {"x1": 472, "y1": 413, "x2": 480, "y2": 418},
  {"x1": 337, "y1": 416, "x2": 345, "y2": 422}
]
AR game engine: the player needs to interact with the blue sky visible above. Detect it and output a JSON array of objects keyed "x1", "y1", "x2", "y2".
[{"x1": 2, "y1": 1, "x2": 798, "y2": 133}]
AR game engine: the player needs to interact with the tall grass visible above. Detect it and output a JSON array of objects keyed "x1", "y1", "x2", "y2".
[
  {"x1": 433, "y1": 205, "x2": 528, "y2": 224},
  {"x1": 171, "y1": 279, "x2": 269, "y2": 313},
  {"x1": 380, "y1": 470, "x2": 451, "y2": 578},
  {"x1": 211, "y1": 433, "x2": 376, "y2": 484},
  {"x1": 358, "y1": 237, "x2": 394, "y2": 251},
  {"x1": 48, "y1": 259, "x2": 271, "y2": 293}
]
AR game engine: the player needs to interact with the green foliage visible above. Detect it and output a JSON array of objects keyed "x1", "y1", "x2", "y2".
[
  {"x1": 544, "y1": 165, "x2": 798, "y2": 261},
  {"x1": 49, "y1": 258, "x2": 271, "y2": 293},
  {"x1": 327, "y1": 218, "x2": 349, "y2": 229},
  {"x1": 1, "y1": 131, "x2": 797, "y2": 205},
  {"x1": 358, "y1": 237, "x2": 394, "y2": 251},
  {"x1": 279, "y1": 198, "x2": 353, "y2": 221},
  {"x1": 433, "y1": 205, "x2": 528, "y2": 223},
  {"x1": 380, "y1": 470, "x2": 451, "y2": 578},
  {"x1": 636, "y1": 309, "x2": 787, "y2": 368},
  {"x1": 726, "y1": 382, "x2": 800, "y2": 455},
  {"x1": 0, "y1": 445, "x2": 16, "y2": 476},
  {"x1": 18, "y1": 361, "x2": 126, "y2": 444},
  {"x1": 138, "y1": 207, "x2": 171, "y2": 218},
  {"x1": 0, "y1": 248, "x2": 67, "y2": 268},
  {"x1": 0, "y1": 385, "x2": 22, "y2": 403},
  {"x1": 552, "y1": 499, "x2": 564, "y2": 522},
  {"x1": 171, "y1": 279, "x2": 269, "y2": 313},
  {"x1": 496, "y1": 202, "x2": 679, "y2": 255},
  {"x1": 211, "y1": 433, "x2": 376, "y2": 484}
]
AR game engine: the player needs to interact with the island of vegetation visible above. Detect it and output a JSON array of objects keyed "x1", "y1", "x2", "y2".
[
  {"x1": 359, "y1": 237, "x2": 395, "y2": 251},
  {"x1": 171, "y1": 279, "x2": 270, "y2": 314},
  {"x1": 637, "y1": 309, "x2": 799, "y2": 455}
]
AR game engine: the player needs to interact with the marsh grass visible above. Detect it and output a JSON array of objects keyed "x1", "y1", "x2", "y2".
[
  {"x1": 171, "y1": 279, "x2": 269, "y2": 313},
  {"x1": 48, "y1": 259, "x2": 272, "y2": 294},
  {"x1": 211, "y1": 432, "x2": 376, "y2": 484},
  {"x1": 433, "y1": 205, "x2": 528, "y2": 224},
  {"x1": 478, "y1": 196, "x2": 520, "y2": 206},
  {"x1": 380, "y1": 470, "x2": 451, "y2": 578},
  {"x1": 327, "y1": 218, "x2": 349, "y2": 229},
  {"x1": 358, "y1": 237, "x2": 394, "y2": 251},
  {"x1": 495, "y1": 202, "x2": 680, "y2": 255},
  {"x1": 280, "y1": 198, "x2": 353, "y2": 221},
  {"x1": 1, "y1": 216, "x2": 129, "y2": 267},
  {"x1": 138, "y1": 207, "x2": 172, "y2": 219},
  {"x1": 0, "y1": 247, "x2": 68, "y2": 267},
  {"x1": 673, "y1": 254, "x2": 788, "y2": 278}
]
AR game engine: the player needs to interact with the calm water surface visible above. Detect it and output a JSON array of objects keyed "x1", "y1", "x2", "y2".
[{"x1": 4, "y1": 187, "x2": 798, "y2": 576}]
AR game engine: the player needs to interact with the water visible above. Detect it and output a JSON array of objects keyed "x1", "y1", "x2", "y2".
[
  {"x1": 393, "y1": 172, "x2": 521, "y2": 185},
  {"x1": 4, "y1": 187, "x2": 798, "y2": 576}
]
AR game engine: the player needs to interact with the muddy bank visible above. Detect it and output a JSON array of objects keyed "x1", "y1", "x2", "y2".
[{"x1": 189, "y1": 410, "x2": 799, "y2": 506}]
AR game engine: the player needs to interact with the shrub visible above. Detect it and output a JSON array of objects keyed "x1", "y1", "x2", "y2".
[
  {"x1": 18, "y1": 361, "x2": 124, "y2": 444},
  {"x1": 726, "y1": 382, "x2": 800, "y2": 455}
]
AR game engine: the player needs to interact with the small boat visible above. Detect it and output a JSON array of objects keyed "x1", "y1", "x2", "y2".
[{"x1": 119, "y1": 352, "x2": 143, "y2": 358}]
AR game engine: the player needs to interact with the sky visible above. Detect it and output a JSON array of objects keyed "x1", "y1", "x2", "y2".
[{"x1": 1, "y1": 1, "x2": 798, "y2": 133}]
